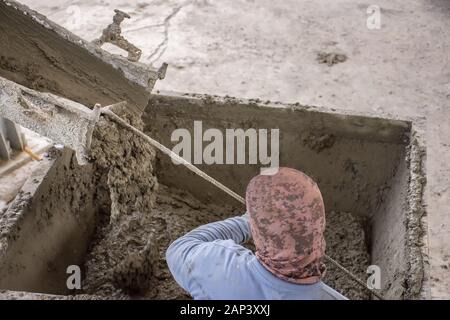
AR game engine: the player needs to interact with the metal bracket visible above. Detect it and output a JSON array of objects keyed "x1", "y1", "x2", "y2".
[{"x1": 0, "y1": 77, "x2": 100, "y2": 164}]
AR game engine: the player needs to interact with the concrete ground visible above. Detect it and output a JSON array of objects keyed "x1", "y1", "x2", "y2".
[{"x1": 17, "y1": 0, "x2": 450, "y2": 298}]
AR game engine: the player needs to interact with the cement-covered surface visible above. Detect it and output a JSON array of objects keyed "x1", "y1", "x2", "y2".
[
  {"x1": 0, "y1": 0, "x2": 158, "y2": 112},
  {"x1": 0, "y1": 148, "x2": 98, "y2": 293},
  {"x1": 9, "y1": 0, "x2": 450, "y2": 298}
]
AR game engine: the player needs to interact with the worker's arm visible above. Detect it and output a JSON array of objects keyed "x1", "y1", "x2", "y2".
[{"x1": 165, "y1": 214, "x2": 251, "y2": 297}]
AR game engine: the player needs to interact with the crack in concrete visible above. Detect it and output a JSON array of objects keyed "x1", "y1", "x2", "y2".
[{"x1": 146, "y1": 2, "x2": 190, "y2": 64}]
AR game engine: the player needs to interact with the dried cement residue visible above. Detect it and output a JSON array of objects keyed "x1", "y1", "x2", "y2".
[
  {"x1": 404, "y1": 132, "x2": 427, "y2": 299},
  {"x1": 81, "y1": 106, "x2": 159, "y2": 297},
  {"x1": 324, "y1": 211, "x2": 370, "y2": 300},
  {"x1": 301, "y1": 132, "x2": 336, "y2": 153},
  {"x1": 316, "y1": 52, "x2": 347, "y2": 66}
]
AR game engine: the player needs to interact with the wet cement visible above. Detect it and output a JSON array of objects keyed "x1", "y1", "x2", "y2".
[
  {"x1": 81, "y1": 106, "x2": 159, "y2": 297},
  {"x1": 324, "y1": 211, "x2": 370, "y2": 300},
  {"x1": 80, "y1": 180, "x2": 240, "y2": 299},
  {"x1": 76, "y1": 106, "x2": 237, "y2": 300},
  {"x1": 81, "y1": 181, "x2": 369, "y2": 300}
]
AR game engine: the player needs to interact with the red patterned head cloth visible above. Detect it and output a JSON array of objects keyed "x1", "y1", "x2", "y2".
[{"x1": 246, "y1": 167, "x2": 326, "y2": 284}]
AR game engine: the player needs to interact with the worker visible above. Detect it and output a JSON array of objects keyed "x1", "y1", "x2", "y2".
[{"x1": 166, "y1": 167, "x2": 347, "y2": 300}]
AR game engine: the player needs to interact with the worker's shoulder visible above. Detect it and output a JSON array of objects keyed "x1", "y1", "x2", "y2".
[
  {"x1": 206, "y1": 239, "x2": 254, "y2": 257},
  {"x1": 190, "y1": 241, "x2": 259, "y2": 298},
  {"x1": 192, "y1": 240, "x2": 254, "y2": 271},
  {"x1": 317, "y1": 282, "x2": 349, "y2": 300}
]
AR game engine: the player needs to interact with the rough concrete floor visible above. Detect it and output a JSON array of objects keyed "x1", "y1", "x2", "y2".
[{"x1": 18, "y1": 0, "x2": 450, "y2": 298}]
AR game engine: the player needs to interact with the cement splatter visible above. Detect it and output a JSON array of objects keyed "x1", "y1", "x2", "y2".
[
  {"x1": 301, "y1": 132, "x2": 336, "y2": 153},
  {"x1": 316, "y1": 52, "x2": 347, "y2": 66}
]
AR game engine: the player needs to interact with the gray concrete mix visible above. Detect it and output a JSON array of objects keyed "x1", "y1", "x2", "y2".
[{"x1": 10, "y1": 0, "x2": 450, "y2": 298}]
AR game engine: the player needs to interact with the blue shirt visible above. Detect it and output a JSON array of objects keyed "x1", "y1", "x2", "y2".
[{"x1": 166, "y1": 216, "x2": 347, "y2": 300}]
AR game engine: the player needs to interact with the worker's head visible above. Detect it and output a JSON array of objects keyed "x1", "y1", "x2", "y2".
[{"x1": 246, "y1": 167, "x2": 326, "y2": 284}]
